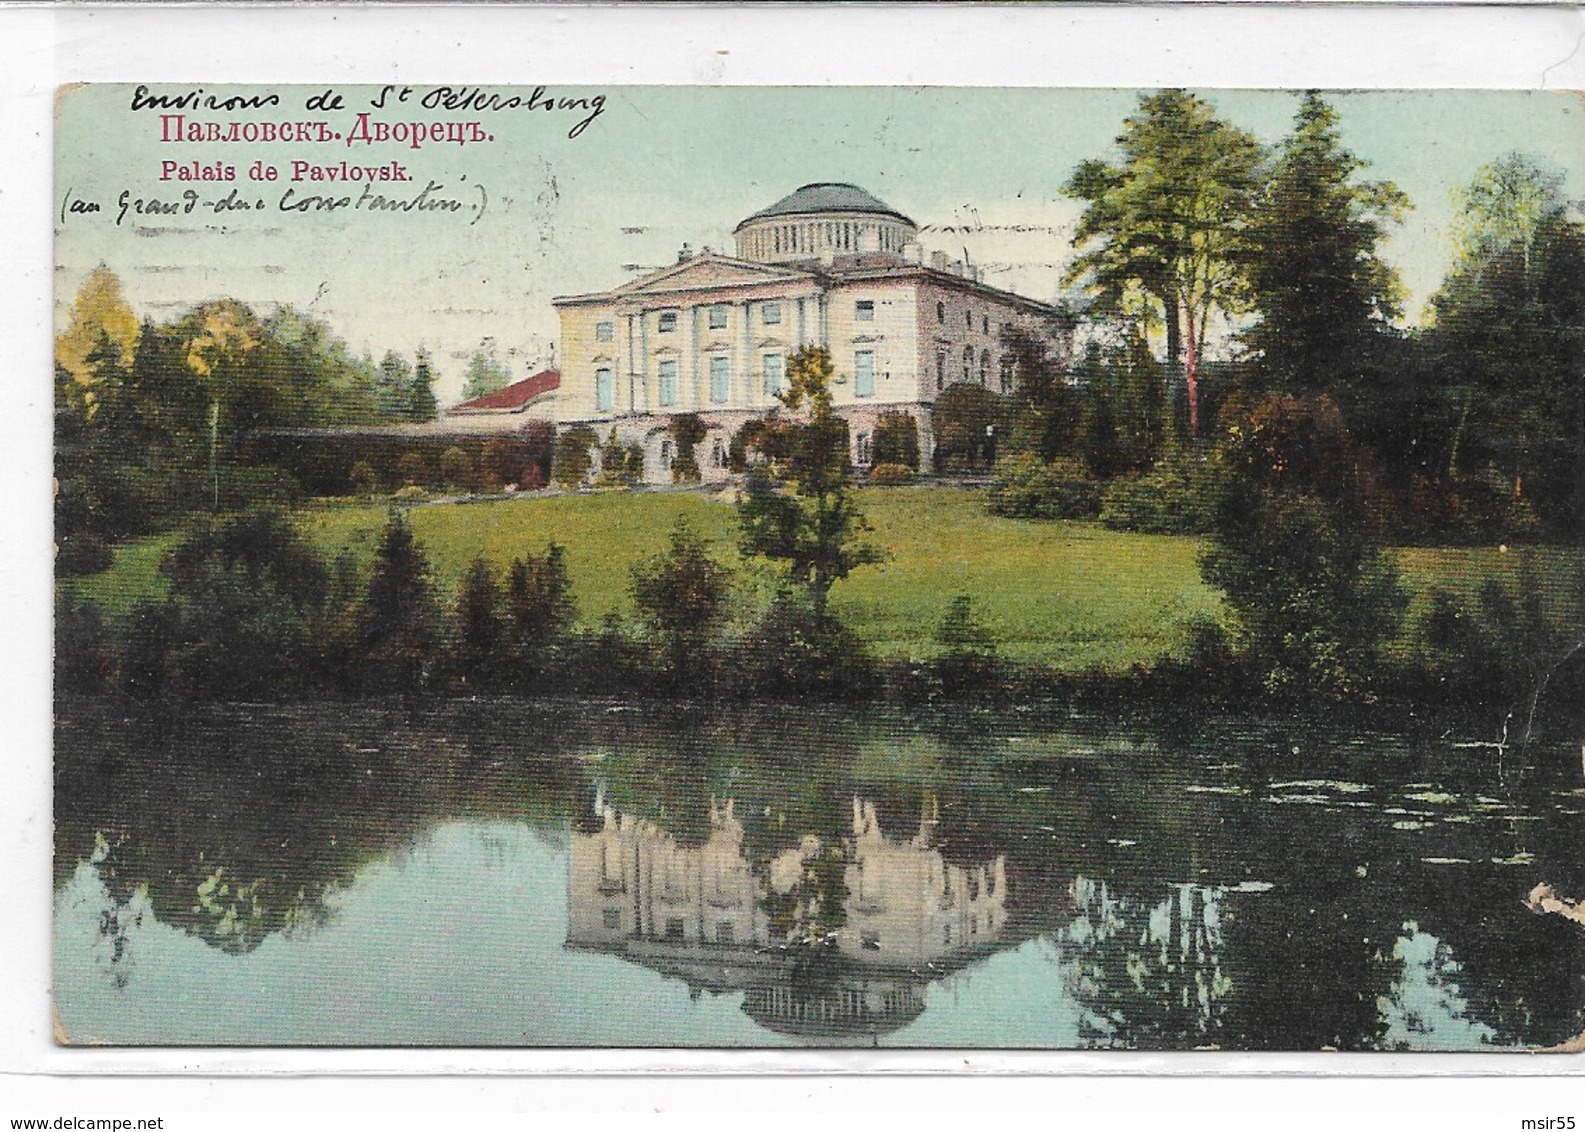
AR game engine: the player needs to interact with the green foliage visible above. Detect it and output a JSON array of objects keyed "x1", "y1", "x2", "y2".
[
  {"x1": 150, "y1": 510, "x2": 332, "y2": 700},
  {"x1": 407, "y1": 348, "x2": 439, "y2": 422},
  {"x1": 555, "y1": 424, "x2": 598, "y2": 489},
  {"x1": 1202, "y1": 395, "x2": 1405, "y2": 697},
  {"x1": 1242, "y1": 92, "x2": 1408, "y2": 399},
  {"x1": 932, "y1": 382, "x2": 1008, "y2": 471},
  {"x1": 631, "y1": 519, "x2": 732, "y2": 685},
  {"x1": 349, "y1": 460, "x2": 380, "y2": 496},
  {"x1": 396, "y1": 451, "x2": 427, "y2": 486},
  {"x1": 450, "y1": 558, "x2": 504, "y2": 692},
  {"x1": 440, "y1": 447, "x2": 473, "y2": 492},
  {"x1": 867, "y1": 463, "x2": 915, "y2": 487},
  {"x1": 1099, "y1": 451, "x2": 1224, "y2": 534},
  {"x1": 932, "y1": 594, "x2": 1000, "y2": 694},
  {"x1": 987, "y1": 454, "x2": 1100, "y2": 520},
  {"x1": 1065, "y1": 89, "x2": 1263, "y2": 437},
  {"x1": 731, "y1": 593, "x2": 877, "y2": 700},
  {"x1": 1001, "y1": 324, "x2": 1080, "y2": 462},
  {"x1": 739, "y1": 347, "x2": 883, "y2": 623},
  {"x1": 668, "y1": 413, "x2": 707, "y2": 484},
  {"x1": 55, "y1": 592, "x2": 113, "y2": 695},
  {"x1": 56, "y1": 531, "x2": 114, "y2": 577},
  {"x1": 461, "y1": 342, "x2": 512, "y2": 401},
  {"x1": 1429, "y1": 154, "x2": 1585, "y2": 534},
  {"x1": 505, "y1": 543, "x2": 578, "y2": 684},
  {"x1": 361, "y1": 510, "x2": 438, "y2": 697},
  {"x1": 872, "y1": 412, "x2": 920, "y2": 471}
]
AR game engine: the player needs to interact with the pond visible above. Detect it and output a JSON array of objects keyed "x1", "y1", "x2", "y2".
[{"x1": 52, "y1": 698, "x2": 1585, "y2": 1050}]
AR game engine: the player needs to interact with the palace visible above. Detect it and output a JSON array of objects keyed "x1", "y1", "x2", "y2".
[{"x1": 552, "y1": 182, "x2": 1071, "y2": 483}]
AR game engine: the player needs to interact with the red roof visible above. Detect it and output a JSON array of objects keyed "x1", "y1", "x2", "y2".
[{"x1": 450, "y1": 368, "x2": 560, "y2": 413}]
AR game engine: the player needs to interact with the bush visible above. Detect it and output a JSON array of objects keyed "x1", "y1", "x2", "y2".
[
  {"x1": 396, "y1": 451, "x2": 427, "y2": 487},
  {"x1": 931, "y1": 594, "x2": 1000, "y2": 695},
  {"x1": 349, "y1": 460, "x2": 380, "y2": 496},
  {"x1": 555, "y1": 425, "x2": 598, "y2": 489},
  {"x1": 1099, "y1": 452, "x2": 1224, "y2": 534},
  {"x1": 219, "y1": 464, "x2": 302, "y2": 510},
  {"x1": 987, "y1": 454, "x2": 1100, "y2": 519},
  {"x1": 731, "y1": 595, "x2": 877, "y2": 700},
  {"x1": 872, "y1": 412, "x2": 920, "y2": 471},
  {"x1": 439, "y1": 446, "x2": 473, "y2": 492},
  {"x1": 392, "y1": 484, "x2": 427, "y2": 503},
  {"x1": 867, "y1": 463, "x2": 914, "y2": 486}
]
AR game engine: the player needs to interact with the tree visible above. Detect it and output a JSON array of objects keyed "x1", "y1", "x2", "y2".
[
  {"x1": 504, "y1": 542, "x2": 578, "y2": 682},
  {"x1": 407, "y1": 347, "x2": 439, "y2": 421},
  {"x1": 555, "y1": 424, "x2": 598, "y2": 488},
  {"x1": 932, "y1": 383, "x2": 1006, "y2": 471},
  {"x1": 439, "y1": 446, "x2": 473, "y2": 492},
  {"x1": 872, "y1": 412, "x2": 920, "y2": 471},
  {"x1": 361, "y1": 510, "x2": 438, "y2": 698},
  {"x1": 1065, "y1": 90, "x2": 1262, "y2": 438},
  {"x1": 1201, "y1": 394, "x2": 1405, "y2": 697},
  {"x1": 450, "y1": 558, "x2": 504, "y2": 692},
  {"x1": 668, "y1": 413, "x2": 707, "y2": 484},
  {"x1": 737, "y1": 346, "x2": 883, "y2": 624},
  {"x1": 56, "y1": 266, "x2": 142, "y2": 420},
  {"x1": 461, "y1": 340, "x2": 513, "y2": 401},
  {"x1": 1242, "y1": 92, "x2": 1408, "y2": 400},
  {"x1": 376, "y1": 350, "x2": 415, "y2": 418},
  {"x1": 631, "y1": 518, "x2": 731, "y2": 683},
  {"x1": 1428, "y1": 154, "x2": 1585, "y2": 533}
]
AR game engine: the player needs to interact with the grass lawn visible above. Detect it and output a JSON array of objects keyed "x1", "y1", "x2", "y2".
[{"x1": 64, "y1": 485, "x2": 1583, "y2": 673}]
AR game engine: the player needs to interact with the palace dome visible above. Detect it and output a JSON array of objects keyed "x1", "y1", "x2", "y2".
[{"x1": 734, "y1": 182, "x2": 918, "y2": 264}]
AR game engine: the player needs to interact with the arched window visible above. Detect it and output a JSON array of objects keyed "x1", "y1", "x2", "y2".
[
  {"x1": 936, "y1": 301, "x2": 945, "y2": 324},
  {"x1": 962, "y1": 345, "x2": 974, "y2": 383},
  {"x1": 936, "y1": 351, "x2": 946, "y2": 391},
  {"x1": 979, "y1": 349, "x2": 991, "y2": 386}
]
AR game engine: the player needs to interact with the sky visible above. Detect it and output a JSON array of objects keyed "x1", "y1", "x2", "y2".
[{"x1": 54, "y1": 85, "x2": 1585, "y2": 405}]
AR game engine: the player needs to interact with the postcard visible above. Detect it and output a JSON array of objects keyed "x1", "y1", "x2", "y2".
[{"x1": 50, "y1": 82, "x2": 1585, "y2": 1051}]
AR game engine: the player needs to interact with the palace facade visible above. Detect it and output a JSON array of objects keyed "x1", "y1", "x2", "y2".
[{"x1": 552, "y1": 183, "x2": 1071, "y2": 484}]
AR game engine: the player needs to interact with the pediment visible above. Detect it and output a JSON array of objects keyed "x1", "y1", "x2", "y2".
[{"x1": 612, "y1": 254, "x2": 816, "y2": 298}]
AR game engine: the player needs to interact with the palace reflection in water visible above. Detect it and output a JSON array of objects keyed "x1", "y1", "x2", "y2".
[
  {"x1": 51, "y1": 700, "x2": 1585, "y2": 1048},
  {"x1": 567, "y1": 792, "x2": 1007, "y2": 1041}
]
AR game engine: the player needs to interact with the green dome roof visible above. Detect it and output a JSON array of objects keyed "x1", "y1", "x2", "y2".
[{"x1": 736, "y1": 183, "x2": 913, "y2": 230}]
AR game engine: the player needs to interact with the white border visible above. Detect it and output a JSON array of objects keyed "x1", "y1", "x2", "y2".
[{"x1": 4, "y1": 0, "x2": 1582, "y2": 1107}]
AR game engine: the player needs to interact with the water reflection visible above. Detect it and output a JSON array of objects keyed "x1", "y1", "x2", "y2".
[
  {"x1": 567, "y1": 793, "x2": 1008, "y2": 1042},
  {"x1": 52, "y1": 699, "x2": 1585, "y2": 1049}
]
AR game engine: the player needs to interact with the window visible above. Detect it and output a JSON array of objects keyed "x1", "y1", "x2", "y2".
[
  {"x1": 595, "y1": 367, "x2": 614, "y2": 412},
  {"x1": 983, "y1": 315, "x2": 990, "y2": 335},
  {"x1": 854, "y1": 349, "x2": 875, "y2": 397},
  {"x1": 658, "y1": 359, "x2": 678, "y2": 406},
  {"x1": 711, "y1": 438, "x2": 728, "y2": 468},
  {"x1": 595, "y1": 320, "x2": 614, "y2": 342},
  {"x1": 710, "y1": 355, "x2": 730, "y2": 403},
  {"x1": 660, "y1": 438, "x2": 675, "y2": 470},
  {"x1": 936, "y1": 301, "x2": 946, "y2": 324},
  {"x1": 657, "y1": 310, "x2": 678, "y2": 333},
  {"x1": 965, "y1": 310, "x2": 973, "y2": 331},
  {"x1": 602, "y1": 908, "x2": 621, "y2": 930},
  {"x1": 665, "y1": 917, "x2": 685, "y2": 941},
  {"x1": 856, "y1": 431, "x2": 872, "y2": 466},
  {"x1": 763, "y1": 354, "x2": 784, "y2": 397},
  {"x1": 708, "y1": 305, "x2": 728, "y2": 330},
  {"x1": 1000, "y1": 355, "x2": 1015, "y2": 394},
  {"x1": 855, "y1": 299, "x2": 875, "y2": 321},
  {"x1": 762, "y1": 303, "x2": 782, "y2": 325},
  {"x1": 980, "y1": 349, "x2": 991, "y2": 386},
  {"x1": 962, "y1": 345, "x2": 974, "y2": 383},
  {"x1": 715, "y1": 921, "x2": 735, "y2": 944},
  {"x1": 936, "y1": 351, "x2": 946, "y2": 392}
]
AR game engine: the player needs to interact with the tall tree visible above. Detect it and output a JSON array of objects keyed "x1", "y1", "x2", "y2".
[
  {"x1": 56, "y1": 266, "x2": 141, "y2": 420},
  {"x1": 737, "y1": 346, "x2": 882, "y2": 624},
  {"x1": 361, "y1": 509, "x2": 438, "y2": 698},
  {"x1": 376, "y1": 350, "x2": 416, "y2": 419},
  {"x1": 1242, "y1": 92, "x2": 1408, "y2": 400},
  {"x1": 1065, "y1": 90, "x2": 1262, "y2": 438},
  {"x1": 461, "y1": 340, "x2": 513, "y2": 401},
  {"x1": 408, "y1": 347, "x2": 439, "y2": 421},
  {"x1": 1429, "y1": 153, "x2": 1585, "y2": 531},
  {"x1": 631, "y1": 518, "x2": 731, "y2": 683}
]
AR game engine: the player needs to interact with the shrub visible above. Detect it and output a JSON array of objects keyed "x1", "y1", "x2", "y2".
[
  {"x1": 669, "y1": 414, "x2": 706, "y2": 485},
  {"x1": 931, "y1": 593, "x2": 1000, "y2": 695},
  {"x1": 439, "y1": 446, "x2": 474, "y2": 492},
  {"x1": 555, "y1": 425, "x2": 598, "y2": 489},
  {"x1": 872, "y1": 412, "x2": 920, "y2": 471},
  {"x1": 392, "y1": 484, "x2": 427, "y2": 503},
  {"x1": 1099, "y1": 452, "x2": 1224, "y2": 534},
  {"x1": 349, "y1": 460, "x2": 380, "y2": 496},
  {"x1": 867, "y1": 463, "x2": 914, "y2": 486},
  {"x1": 219, "y1": 464, "x2": 302, "y2": 510},
  {"x1": 731, "y1": 595, "x2": 877, "y2": 700},
  {"x1": 987, "y1": 454, "x2": 1100, "y2": 519},
  {"x1": 396, "y1": 451, "x2": 427, "y2": 487}
]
